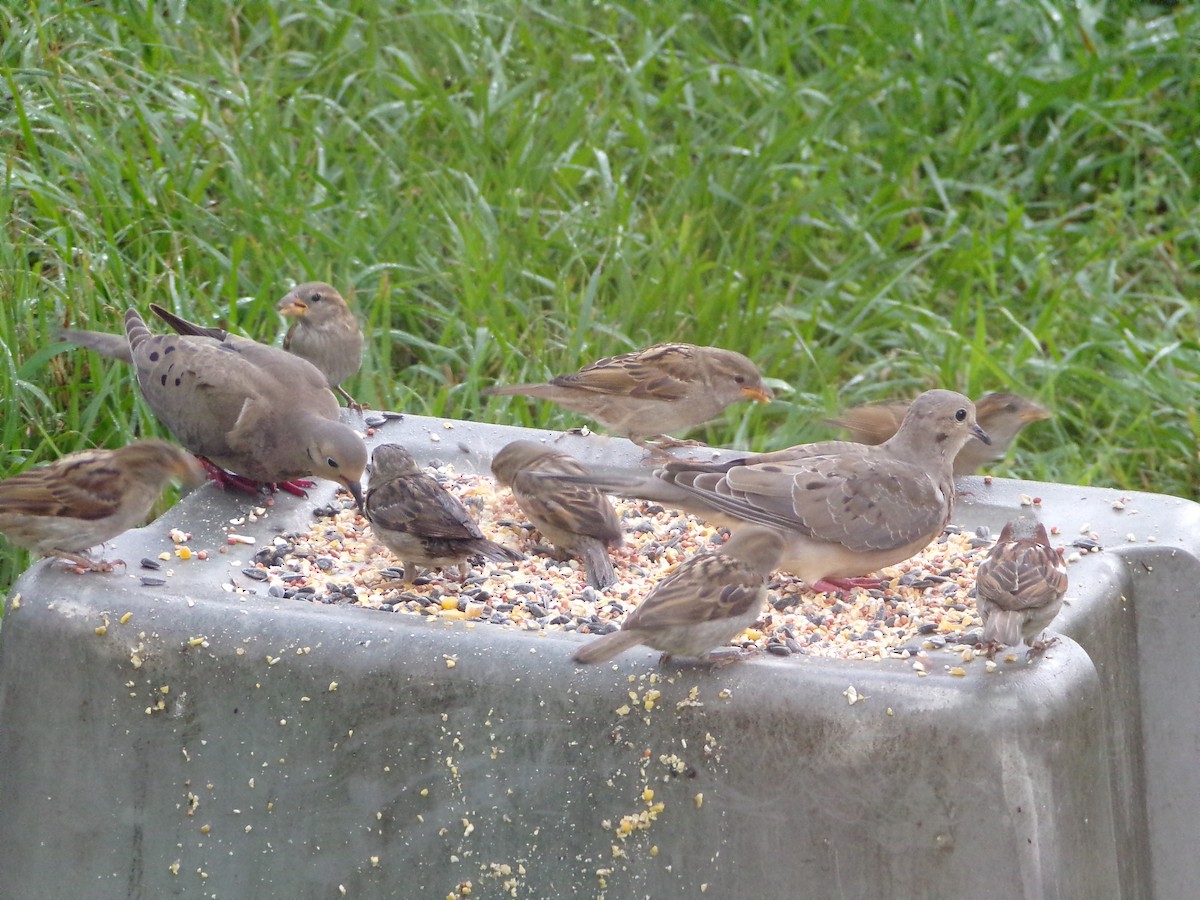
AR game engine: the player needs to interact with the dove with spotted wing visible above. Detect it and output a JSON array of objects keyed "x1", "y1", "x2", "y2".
[
  {"x1": 548, "y1": 390, "x2": 989, "y2": 593},
  {"x1": 62, "y1": 306, "x2": 366, "y2": 507}
]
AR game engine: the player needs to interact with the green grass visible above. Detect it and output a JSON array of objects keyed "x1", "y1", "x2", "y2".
[{"x1": 2, "y1": 0, "x2": 1199, "y2": 601}]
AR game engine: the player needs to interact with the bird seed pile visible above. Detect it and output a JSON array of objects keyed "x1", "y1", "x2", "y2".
[{"x1": 193, "y1": 460, "x2": 1101, "y2": 665}]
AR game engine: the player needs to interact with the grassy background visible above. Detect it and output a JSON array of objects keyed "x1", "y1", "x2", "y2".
[{"x1": 2, "y1": 0, "x2": 1198, "y2": 599}]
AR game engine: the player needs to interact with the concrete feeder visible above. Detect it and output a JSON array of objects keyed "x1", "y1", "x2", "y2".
[{"x1": 0, "y1": 412, "x2": 1196, "y2": 898}]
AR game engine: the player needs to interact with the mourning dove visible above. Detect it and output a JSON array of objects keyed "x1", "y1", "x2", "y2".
[
  {"x1": 548, "y1": 390, "x2": 989, "y2": 593},
  {"x1": 278, "y1": 282, "x2": 364, "y2": 409},
  {"x1": 975, "y1": 517, "x2": 1068, "y2": 651},
  {"x1": 62, "y1": 306, "x2": 367, "y2": 507},
  {"x1": 573, "y1": 526, "x2": 784, "y2": 664},
  {"x1": 365, "y1": 443, "x2": 522, "y2": 582},
  {"x1": 827, "y1": 392, "x2": 1049, "y2": 476},
  {"x1": 0, "y1": 440, "x2": 203, "y2": 572},
  {"x1": 490, "y1": 440, "x2": 624, "y2": 590},
  {"x1": 483, "y1": 343, "x2": 772, "y2": 452}
]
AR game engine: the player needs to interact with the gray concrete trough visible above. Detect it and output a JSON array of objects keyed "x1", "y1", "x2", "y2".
[{"x1": 0, "y1": 412, "x2": 1196, "y2": 898}]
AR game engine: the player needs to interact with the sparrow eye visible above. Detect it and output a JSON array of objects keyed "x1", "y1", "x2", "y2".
[
  {"x1": 955, "y1": 408, "x2": 967, "y2": 422},
  {"x1": 734, "y1": 375, "x2": 747, "y2": 384},
  {"x1": 310, "y1": 292, "x2": 324, "y2": 303}
]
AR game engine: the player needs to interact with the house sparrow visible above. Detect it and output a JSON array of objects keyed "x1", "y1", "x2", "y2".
[
  {"x1": 483, "y1": 342, "x2": 771, "y2": 452},
  {"x1": 278, "y1": 282, "x2": 364, "y2": 409},
  {"x1": 546, "y1": 390, "x2": 988, "y2": 593},
  {"x1": 827, "y1": 392, "x2": 1049, "y2": 475},
  {"x1": 490, "y1": 440, "x2": 624, "y2": 590},
  {"x1": 61, "y1": 306, "x2": 367, "y2": 508},
  {"x1": 365, "y1": 443, "x2": 522, "y2": 582},
  {"x1": 572, "y1": 526, "x2": 784, "y2": 664},
  {"x1": 0, "y1": 440, "x2": 203, "y2": 571},
  {"x1": 975, "y1": 517, "x2": 1068, "y2": 651}
]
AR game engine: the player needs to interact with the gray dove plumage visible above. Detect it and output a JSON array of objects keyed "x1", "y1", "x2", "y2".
[
  {"x1": 548, "y1": 390, "x2": 989, "y2": 592},
  {"x1": 827, "y1": 391, "x2": 1049, "y2": 476},
  {"x1": 62, "y1": 306, "x2": 366, "y2": 507}
]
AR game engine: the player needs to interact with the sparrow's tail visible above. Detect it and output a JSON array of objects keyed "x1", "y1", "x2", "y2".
[
  {"x1": 579, "y1": 537, "x2": 618, "y2": 590},
  {"x1": 573, "y1": 629, "x2": 644, "y2": 664},
  {"x1": 982, "y1": 609, "x2": 1023, "y2": 647}
]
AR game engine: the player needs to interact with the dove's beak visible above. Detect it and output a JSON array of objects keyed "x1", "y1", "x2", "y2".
[
  {"x1": 972, "y1": 424, "x2": 992, "y2": 445},
  {"x1": 343, "y1": 478, "x2": 366, "y2": 514},
  {"x1": 742, "y1": 386, "x2": 773, "y2": 404},
  {"x1": 278, "y1": 298, "x2": 309, "y2": 318}
]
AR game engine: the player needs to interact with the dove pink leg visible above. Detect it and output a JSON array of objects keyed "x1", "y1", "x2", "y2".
[
  {"x1": 272, "y1": 479, "x2": 315, "y2": 498},
  {"x1": 196, "y1": 457, "x2": 314, "y2": 498},
  {"x1": 197, "y1": 457, "x2": 264, "y2": 495}
]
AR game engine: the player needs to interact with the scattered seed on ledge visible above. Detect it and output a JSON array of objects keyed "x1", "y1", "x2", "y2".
[{"x1": 241, "y1": 463, "x2": 1086, "y2": 664}]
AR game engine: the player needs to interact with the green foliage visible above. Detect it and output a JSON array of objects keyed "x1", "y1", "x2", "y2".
[{"x1": 2, "y1": 0, "x2": 1199, "y2": 598}]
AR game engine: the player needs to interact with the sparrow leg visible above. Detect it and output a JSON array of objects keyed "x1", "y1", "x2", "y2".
[
  {"x1": 335, "y1": 385, "x2": 363, "y2": 413},
  {"x1": 633, "y1": 435, "x2": 708, "y2": 454},
  {"x1": 1024, "y1": 634, "x2": 1059, "y2": 662},
  {"x1": 663, "y1": 646, "x2": 753, "y2": 668},
  {"x1": 703, "y1": 646, "x2": 754, "y2": 667},
  {"x1": 49, "y1": 549, "x2": 122, "y2": 573},
  {"x1": 810, "y1": 576, "x2": 884, "y2": 594}
]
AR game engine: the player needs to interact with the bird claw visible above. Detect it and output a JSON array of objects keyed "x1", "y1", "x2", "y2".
[
  {"x1": 336, "y1": 386, "x2": 363, "y2": 413},
  {"x1": 810, "y1": 576, "x2": 883, "y2": 594},
  {"x1": 704, "y1": 646, "x2": 754, "y2": 667},
  {"x1": 1025, "y1": 635, "x2": 1059, "y2": 662},
  {"x1": 197, "y1": 458, "x2": 265, "y2": 496},
  {"x1": 55, "y1": 551, "x2": 123, "y2": 574},
  {"x1": 634, "y1": 436, "x2": 708, "y2": 460},
  {"x1": 274, "y1": 479, "x2": 314, "y2": 498},
  {"x1": 196, "y1": 457, "x2": 314, "y2": 498}
]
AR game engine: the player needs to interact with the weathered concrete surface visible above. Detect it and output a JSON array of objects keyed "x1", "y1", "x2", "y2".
[{"x1": 1, "y1": 412, "x2": 1194, "y2": 899}]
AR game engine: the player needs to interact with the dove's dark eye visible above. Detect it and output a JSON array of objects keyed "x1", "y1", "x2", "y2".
[
  {"x1": 955, "y1": 408, "x2": 967, "y2": 422},
  {"x1": 327, "y1": 457, "x2": 339, "y2": 469}
]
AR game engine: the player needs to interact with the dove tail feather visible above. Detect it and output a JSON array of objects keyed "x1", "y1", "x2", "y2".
[
  {"x1": 573, "y1": 629, "x2": 645, "y2": 664},
  {"x1": 983, "y1": 610, "x2": 1024, "y2": 647},
  {"x1": 124, "y1": 308, "x2": 152, "y2": 351},
  {"x1": 580, "y1": 538, "x2": 617, "y2": 590},
  {"x1": 149, "y1": 303, "x2": 229, "y2": 340},
  {"x1": 58, "y1": 329, "x2": 134, "y2": 363},
  {"x1": 537, "y1": 468, "x2": 692, "y2": 507}
]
